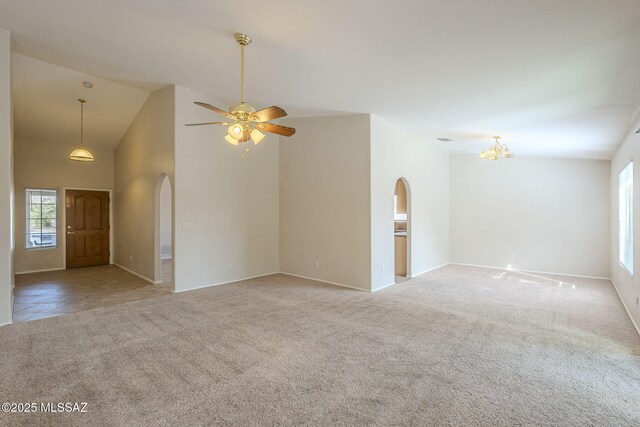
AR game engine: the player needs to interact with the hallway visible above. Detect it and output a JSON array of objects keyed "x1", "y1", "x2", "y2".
[{"x1": 13, "y1": 260, "x2": 173, "y2": 323}]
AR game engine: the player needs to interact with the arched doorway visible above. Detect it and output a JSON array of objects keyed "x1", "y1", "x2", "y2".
[
  {"x1": 155, "y1": 174, "x2": 173, "y2": 288},
  {"x1": 394, "y1": 178, "x2": 410, "y2": 282}
]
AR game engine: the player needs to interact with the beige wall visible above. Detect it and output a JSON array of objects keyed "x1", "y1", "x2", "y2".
[
  {"x1": 173, "y1": 86, "x2": 279, "y2": 291},
  {"x1": 279, "y1": 114, "x2": 372, "y2": 290},
  {"x1": 13, "y1": 137, "x2": 114, "y2": 273},
  {"x1": 0, "y1": 28, "x2": 13, "y2": 325},
  {"x1": 370, "y1": 116, "x2": 451, "y2": 290},
  {"x1": 114, "y1": 86, "x2": 174, "y2": 283},
  {"x1": 610, "y1": 121, "x2": 640, "y2": 333},
  {"x1": 450, "y1": 154, "x2": 610, "y2": 278}
]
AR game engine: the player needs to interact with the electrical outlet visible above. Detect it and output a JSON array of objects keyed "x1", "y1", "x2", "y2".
[
  {"x1": 227, "y1": 263, "x2": 232, "y2": 270},
  {"x1": 314, "y1": 261, "x2": 320, "y2": 269},
  {"x1": 129, "y1": 255, "x2": 133, "y2": 262},
  {"x1": 381, "y1": 265, "x2": 385, "y2": 273}
]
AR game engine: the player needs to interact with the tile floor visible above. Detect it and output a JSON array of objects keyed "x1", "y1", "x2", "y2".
[{"x1": 12, "y1": 260, "x2": 173, "y2": 323}]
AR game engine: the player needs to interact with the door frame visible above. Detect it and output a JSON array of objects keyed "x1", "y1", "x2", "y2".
[
  {"x1": 61, "y1": 187, "x2": 114, "y2": 269},
  {"x1": 394, "y1": 177, "x2": 412, "y2": 278},
  {"x1": 154, "y1": 174, "x2": 173, "y2": 286}
]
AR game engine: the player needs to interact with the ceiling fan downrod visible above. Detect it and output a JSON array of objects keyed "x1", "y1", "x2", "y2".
[{"x1": 234, "y1": 33, "x2": 252, "y2": 104}]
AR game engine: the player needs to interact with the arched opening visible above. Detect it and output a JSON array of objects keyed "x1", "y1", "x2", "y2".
[
  {"x1": 155, "y1": 174, "x2": 173, "y2": 289},
  {"x1": 394, "y1": 178, "x2": 411, "y2": 282}
]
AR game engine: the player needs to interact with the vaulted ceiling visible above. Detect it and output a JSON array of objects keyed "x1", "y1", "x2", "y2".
[
  {"x1": 12, "y1": 54, "x2": 149, "y2": 149},
  {"x1": 2, "y1": 0, "x2": 640, "y2": 158}
]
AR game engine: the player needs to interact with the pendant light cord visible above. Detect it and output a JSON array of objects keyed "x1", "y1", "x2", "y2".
[
  {"x1": 80, "y1": 101, "x2": 84, "y2": 147},
  {"x1": 79, "y1": 99, "x2": 86, "y2": 147}
]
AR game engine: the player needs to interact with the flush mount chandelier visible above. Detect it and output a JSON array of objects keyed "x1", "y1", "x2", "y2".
[
  {"x1": 479, "y1": 136, "x2": 513, "y2": 160},
  {"x1": 68, "y1": 99, "x2": 95, "y2": 162},
  {"x1": 186, "y1": 33, "x2": 296, "y2": 146}
]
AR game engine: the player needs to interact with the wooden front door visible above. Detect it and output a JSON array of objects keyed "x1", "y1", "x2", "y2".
[{"x1": 66, "y1": 190, "x2": 110, "y2": 269}]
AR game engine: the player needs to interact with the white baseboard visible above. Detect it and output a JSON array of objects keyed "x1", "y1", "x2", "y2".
[
  {"x1": 372, "y1": 281, "x2": 395, "y2": 292},
  {"x1": 173, "y1": 271, "x2": 281, "y2": 293},
  {"x1": 15, "y1": 267, "x2": 65, "y2": 275},
  {"x1": 371, "y1": 262, "x2": 451, "y2": 292},
  {"x1": 610, "y1": 279, "x2": 640, "y2": 337},
  {"x1": 410, "y1": 262, "x2": 451, "y2": 278},
  {"x1": 450, "y1": 262, "x2": 610, "y2": 281},
  {"x1": 279, "y1": 271, "x2": 369, "y2": 292},
  {"x1": 114, "y1": 263, "x2": 161, "y2": 285}
]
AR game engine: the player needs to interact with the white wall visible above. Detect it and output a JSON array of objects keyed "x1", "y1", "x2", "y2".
[
  {"x1": 370, "y1": 116, "x2": 450, "y2": 290},
  {"x1": 610, "y1": 122, "x2": 640, "y2": 332},
  {"x1": 114, "y1": 86, "x2": 173, "y2": 284},
  {"x1": 0, "y1": 28, "x2": 13, "y2": 325},
  {"x1": 450, "y1": 154, "x2": 610, "y2": 278},
  {"x1": 13, "y1": 137, "x2": 114, "y2": 273},
  {"x1": 173, "y1": 86, "x2": 279, "y2": 292},
  {"x1": 160, "y1": 176, "x2": 172, "y2": 259},
  {"x1": 279, "y1": 114, "x2": 372, "y2": 290}
]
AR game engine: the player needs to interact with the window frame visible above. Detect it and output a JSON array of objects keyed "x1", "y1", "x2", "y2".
[
  {"x1": 25, "y1": 188, "x2": 58, "y2": 250},
  {"x1": 618, "y1": 161, "x2": 633, "y2": 275}
]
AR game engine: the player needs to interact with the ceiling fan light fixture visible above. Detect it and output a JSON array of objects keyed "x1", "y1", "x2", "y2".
[
  {"x1": 186, "y1": 32, "x2": 296, "y2": 146},
  {"x1": 250, "y1": 129, "x2": 265, "y2": 144},
  {"x1": 225, "y1": 135, "x2": 239, "y2": 145},
  {"x1": 228, "y1": 123, "x2": 244, "y2": 138},
  {"x1": 68, "y1": 98, "x2": 95, "y2": 162}
]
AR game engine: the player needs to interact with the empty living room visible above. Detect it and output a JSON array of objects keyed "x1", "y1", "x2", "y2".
[{"x1": 1, "y1": 1, "x2": 639, "y2": 425}]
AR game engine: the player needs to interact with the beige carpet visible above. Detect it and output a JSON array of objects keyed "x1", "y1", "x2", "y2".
[{"x1": 1, "y1": 265, "x2": 639, "y2": 426}]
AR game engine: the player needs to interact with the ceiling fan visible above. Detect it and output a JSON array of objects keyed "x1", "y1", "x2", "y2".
[{"x1": 186, "y1": 33, "x2": 296, "y2": 146}]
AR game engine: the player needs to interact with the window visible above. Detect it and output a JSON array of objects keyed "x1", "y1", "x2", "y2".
[
  {"x1": 619, "y1": 162, "x2": 633, "y2": 274},
  {"x1": 26, "y1": 189, "x2": 57, "y2": 249}
]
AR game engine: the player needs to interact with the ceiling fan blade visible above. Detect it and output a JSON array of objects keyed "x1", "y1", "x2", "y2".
[
  {"x1": 253, "y1": 106, "x2": 288, "y2": 122},
  {"x1": 260, "y1": 122, "x2": 296, "y2": 137},
  {"x1": 185, "y1": 121, "x2": 228, "y2": 126},
  {"x1": 194, "y1": 102, "x2": 232, "y2": 117}
]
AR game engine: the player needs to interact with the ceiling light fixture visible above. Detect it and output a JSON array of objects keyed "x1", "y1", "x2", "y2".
[
  {"x1": 479, "y1": 136, "x2": 513, "y2": 160},
  {"x1": 68, "y1": 99, "x2": 95, "y2": 162},
  {"x1": 185, "y1": 32, "x2": 296, "y2": 146}
]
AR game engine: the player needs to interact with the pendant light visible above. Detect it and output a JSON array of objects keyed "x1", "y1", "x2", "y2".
[{"x1": 68, "y1": 99, "x2": 95, "y2": 162}]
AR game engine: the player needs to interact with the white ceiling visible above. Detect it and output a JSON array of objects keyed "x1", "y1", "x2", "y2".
[
  {"x1": 2, "y1": 0, "x2": 640, "y2": 158},
  {"x1": 12, "y1": 54, "x2": 149, "y2": 149}
]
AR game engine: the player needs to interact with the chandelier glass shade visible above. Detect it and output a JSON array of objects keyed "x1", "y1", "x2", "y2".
[{"x1": 479, "y1": 136, "x2": 513, "y2": 160}]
